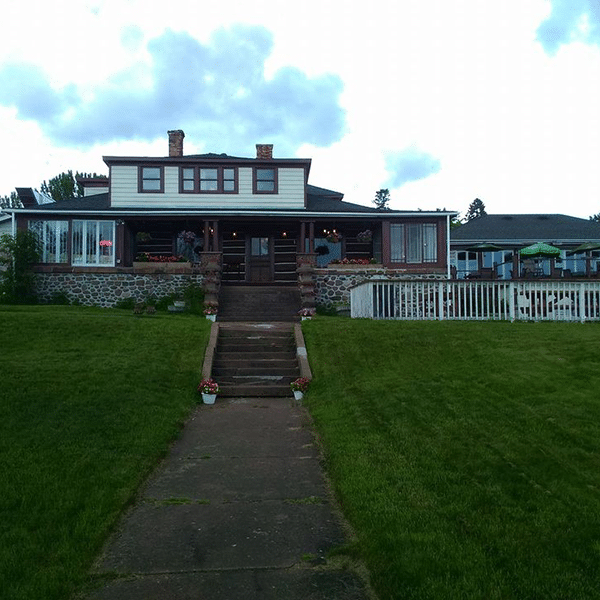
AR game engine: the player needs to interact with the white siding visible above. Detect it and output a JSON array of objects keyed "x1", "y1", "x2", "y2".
[{"x1": 110, "y1": 165, "x2": 305, "y2": 209}]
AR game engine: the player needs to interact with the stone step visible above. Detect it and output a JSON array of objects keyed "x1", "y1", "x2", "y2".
[
  {"x1": 212, "y1": 358, "x2": 299, "y2": 370},
  {"x1": 213, "y1": 366, "x2": 300, "y2": 377},
  {"x1": 215, "y1": 350, "x2": 296, "y2": 362},
  {"x1": 217, "y1": 341, "x2": 295, "y2": 352},
  {"x1": 218, "y1": 380, "x2": 296, "y2": 398},
  {"x1": 218, "y1": 285, "x2": 301, "y2": 322}
]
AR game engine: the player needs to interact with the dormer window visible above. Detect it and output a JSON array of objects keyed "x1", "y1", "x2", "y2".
[
  {"x1": 179, "y1": 166, "x2": 238, "y2": 193},
  {"x1": 254, "y1": 167, "x2": 277, "y2": 193},
  {"x1": 139, "y1": 166, "x2": 164, "y2": 193}
]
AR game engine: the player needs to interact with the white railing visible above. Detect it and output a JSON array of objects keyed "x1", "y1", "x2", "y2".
[{"x1": 350, "y1": 280, "x2": 600, "y2": 322}]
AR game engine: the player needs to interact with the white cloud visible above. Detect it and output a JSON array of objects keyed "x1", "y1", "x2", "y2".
[{"x1": 2, "y1": 0, "x2": 600, "y2": 219}]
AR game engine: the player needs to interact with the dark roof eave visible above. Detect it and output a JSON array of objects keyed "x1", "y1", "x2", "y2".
[
  {"x1": 7, "y1": 207, "x2": 456, "y2": 218},
  {"x1": 103, "y1": 155, "x2": 312, "y2": 167}
]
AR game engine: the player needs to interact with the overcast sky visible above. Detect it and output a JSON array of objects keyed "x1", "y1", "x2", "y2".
[{"x1": 1, "y1": 0, "x2": 599, "y2": 218}]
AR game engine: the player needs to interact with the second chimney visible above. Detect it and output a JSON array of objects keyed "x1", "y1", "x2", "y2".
[
  {"x1": 256, "y1": 144, "x2": 273, "y2": 160},
  {"x1": 168, "y1": 130, "x2": 185, "y2": 157}
]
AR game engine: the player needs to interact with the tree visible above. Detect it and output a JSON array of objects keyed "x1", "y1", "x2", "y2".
[
  {"x1": 465, "y1": 198, "x2": 487, "y2": 221},
  {"x1": 0, "y1": 230, "x2": 41, "y2": 304},
  {"x1": 40, "y1": 171, "x2": 107, "y2": 202},
  {"x1": 590, "y1": 212, "x2": 600, "y2": 222},
  {"x1": 373, "y1": 188, "x2": 391, "y2": 210},
  {"x1": 0, "y1": 192, "x2": 22, "y2": 209}
]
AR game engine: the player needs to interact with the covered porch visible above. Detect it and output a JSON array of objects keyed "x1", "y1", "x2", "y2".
[{"x1": 124, "y1": 217, "x2": 380, "y2": 284}]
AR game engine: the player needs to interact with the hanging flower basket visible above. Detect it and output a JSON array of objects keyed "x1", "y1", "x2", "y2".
[
  {"x1": 356, "y1": 229, "x2": 373, "y2": 243},
  {"x1": 326, "y1": 232, "x2": 342, "y2": 244}
]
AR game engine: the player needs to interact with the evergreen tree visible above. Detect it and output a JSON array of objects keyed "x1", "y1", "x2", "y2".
[
  {"x1": 373, "y1": 188, "x2": 391, "y2": 210},
  {"x1": 0, "y1": 192, "x2": 22, "y2": 209},
  {"x1": 465, "y1": 198, "x2": 487, "y2": 221}
]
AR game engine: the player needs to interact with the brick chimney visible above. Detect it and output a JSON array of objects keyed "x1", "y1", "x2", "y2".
[
  {"x1": 168, "y1": 130, "x2": 185, "y2": 157},
  {"x1": 256, "y1": 144, "x2": 273, "y2": 160}
]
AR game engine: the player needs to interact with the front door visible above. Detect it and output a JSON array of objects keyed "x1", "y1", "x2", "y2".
[{"x1": 248, "y1": 236, "x2": 272, "y2": 282}]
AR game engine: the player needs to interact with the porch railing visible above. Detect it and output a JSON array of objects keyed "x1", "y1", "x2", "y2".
[{"x1": 350, "y1": 280, "x2": 600, "y2": 322}]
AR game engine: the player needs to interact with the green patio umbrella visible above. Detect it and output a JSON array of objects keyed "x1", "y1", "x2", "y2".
[
  {"x1": 519, "y1": 242, "x2": 561, "y2": 258},
  {"x1": 567, "y1": 242, "x2": 600, "y2": 255},
  {"x1": 466, "y1": 243, "x2": 503, "y2": 252}
]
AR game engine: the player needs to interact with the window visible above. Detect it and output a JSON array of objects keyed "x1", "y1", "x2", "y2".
[
  {"x1": 139, "y1": 166, "x2": 164, "y2": 192},
  {"x1": 200, "y1": 168, "x2": 219, "y2": 191},
  {"x1": 181, "y1": 168, "x2": 195, "y2": 192},
  {"x1": 390, "y1": 223, "x2": 438, "y2": 263},
  {"x1": 72, "y1": 220, "x2": 115, "y2": 266},
  {"x1": 180, "y1": 166, "x2": 238, "y2": 193},
  {"x1": 254, "y1": 167, "x2": 277, "y2": 193},
  {"x1": 29, "y1": 220, "x2": 69, "y2": 263}
]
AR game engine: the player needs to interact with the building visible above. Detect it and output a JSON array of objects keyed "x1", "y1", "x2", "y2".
[{"x1": 6, "y1": 130, "x2": 455, "y2": 306}]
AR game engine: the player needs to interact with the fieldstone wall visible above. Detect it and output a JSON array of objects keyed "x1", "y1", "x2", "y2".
[
  {"x1": 35, "y1": 272, "x2": 204, "y2": 307},
  {"x1": 315, "y1": 267, "x2": 446, "y2": 307}
]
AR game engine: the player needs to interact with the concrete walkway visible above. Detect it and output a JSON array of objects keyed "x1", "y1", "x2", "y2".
[{"x1": 86, "y1": 397, "x2": 371, "y2": 600}]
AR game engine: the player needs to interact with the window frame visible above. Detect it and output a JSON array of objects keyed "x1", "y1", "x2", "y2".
[
  {"x1": 179, "y1": 166, "x2": 239, "y2": 194},
  {"x1": 390, "y1": 222, "x2": 438, "y2": 265},
  {"x1": 28, "y1": 219, "x2": 70, "y2": 264},
  {"x1": 253, "y1": 167, "x2": 278, "y2": 194},
  {"x1": 138, "y1": 165, "x2": 165, "y2": 193},
  {"x1": 72, "y1": 220, "x2": 116, "y2": 267}
]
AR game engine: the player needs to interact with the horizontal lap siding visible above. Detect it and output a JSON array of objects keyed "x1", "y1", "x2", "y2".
[{"x1": 110, "y1": 166, "x2": 305, "y2": 209}]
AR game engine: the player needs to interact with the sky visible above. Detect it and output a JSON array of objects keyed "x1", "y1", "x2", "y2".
[{"x1": 1, "y1": 0, "x2": 600, "y2": 219}]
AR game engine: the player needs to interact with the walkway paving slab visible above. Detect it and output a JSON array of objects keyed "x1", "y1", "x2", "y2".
[
  {"x1": 86, "y1": 398, "x2": 371, "y2": 600},
  {"x1": 87, "y1": 569, "x2": 368, "y2": 600},
  {"x1": 143, "y1": 456, "x2": 327, "y2": 502}
]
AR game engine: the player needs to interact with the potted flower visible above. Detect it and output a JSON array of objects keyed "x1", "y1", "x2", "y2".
[
  {"x1": 204, "y1": 304, "x2": 218, "y2": 321},
  {"x1": 298, "y1": 307, "x2": 315, "y2": 320},
  {"x1": 290, "y1": 377, "x2": 310, "y2": 401},
  {"x1": 326, "y1": 231, "x2": 342, "y2": 244},
  {"x1": 356, "y1": 229, "x2": 373, "y2": 243},
  {"x1": 198, "y1": 378, "x2": 219, "y2": 404}
]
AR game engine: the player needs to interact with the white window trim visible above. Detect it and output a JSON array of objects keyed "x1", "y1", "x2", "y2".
[{"x1": 72, "y1": 220, "x2": 116, "y2": 267}]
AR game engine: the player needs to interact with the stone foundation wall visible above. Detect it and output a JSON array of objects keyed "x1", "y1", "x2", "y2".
[
  {"x1": 315, "y1": 267, "x2": 446, "y2": 307},
  {"x1": 35, "y1": 272, "x2": 204, "y2": 307}
]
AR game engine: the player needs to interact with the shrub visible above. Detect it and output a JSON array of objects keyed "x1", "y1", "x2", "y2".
[{"x1": 0, "y1": 230, "x2": 41, "y2": 304}]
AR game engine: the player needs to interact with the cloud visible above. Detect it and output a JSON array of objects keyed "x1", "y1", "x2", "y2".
[
  {"x1": 537, "y1": 0, "x2": 600, "y2": 54},
  {"x1": 384, "y1": 148, "x2": 441, "y2": 189},
  {"x1": 0, "y1": 25, "x2": 345, "y2": 154}
]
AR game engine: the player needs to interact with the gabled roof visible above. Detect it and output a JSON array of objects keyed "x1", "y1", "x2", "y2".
[{"x1": 451, "y1": 214, "x2": 600, "y2": 244}]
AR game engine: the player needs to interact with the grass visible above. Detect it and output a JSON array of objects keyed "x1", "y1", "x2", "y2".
[
  {"x1": 302, "y1": 318, "x2": 600, "y2": 600},
  {"x1": 0, "y1": 305, "x2": 210, "y2": 600}
]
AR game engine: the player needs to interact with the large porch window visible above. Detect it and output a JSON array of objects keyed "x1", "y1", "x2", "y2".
[
  {"x1": 72, "y1": 220, "x2": 115, "y2": 266},
  {"x1": 391, "y1": 223, "x2": 437, "y2": 263},
  {"x1": 29, "y1": 220, "x2": 69, "y2": 263}
]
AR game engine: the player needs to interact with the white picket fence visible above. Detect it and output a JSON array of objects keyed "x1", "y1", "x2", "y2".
[{"x1": 350, "y1": 280, "x2": 600, "y2": 322}]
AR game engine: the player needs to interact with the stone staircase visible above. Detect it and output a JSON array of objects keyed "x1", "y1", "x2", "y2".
[
  {"x1": 217, "y1": 285, "x2": 301, "y2": 322},
  {"x1": 212, "y1": 323, "x2": 300, "y2": 397}
]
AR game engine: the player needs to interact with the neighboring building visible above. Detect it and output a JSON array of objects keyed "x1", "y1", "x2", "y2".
[
  {"x1": 6, "y1": 130, "x2": 455, "y2": 306},
  {"x1": 451, "y1": 214, "x2": 600, "y2": 279},
  {"x1": 0, "y1": 213, "x2": 12, "y2": 238}
]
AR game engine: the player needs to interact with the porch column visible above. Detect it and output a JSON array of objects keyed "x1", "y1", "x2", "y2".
[
  {"x1": 212, "y1": 220, "x2": 219, "y2": 252},
  {"x1": 299, "y1": 221, "x2": 306, "y2": 252},
  {"x1": 308, "y1": 221, "x2": 315, "y2": 253},
  {"x1": 204, "y1": 221, "x2": 210, "y2": 252},
  {"x1": 115, "y1": 220, "x2": 125, "y2": 266}
]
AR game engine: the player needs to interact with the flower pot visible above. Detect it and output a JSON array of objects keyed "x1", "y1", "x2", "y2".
[
  {"x1": 301, "y1": 316, "x2": 311, "y2": 321},
  {"x1": 202, "y1": 393, "x2": 217, "y2": 405},
  {"x1": 174, "y1": 300, "x2": 186, "y2": 309},
  {"x1": 205, "y1": 314, "x2": 216, "y2": 322},
  {"x1": 293, "y1": 390, "x2": 304, "y2": 401}
]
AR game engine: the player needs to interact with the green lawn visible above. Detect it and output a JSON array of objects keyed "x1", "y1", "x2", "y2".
[
  {"x1": 0, "y1": 306, "x2": 210, "y2": 600},
  {"x1": 302, "y1": 318, "x2": 600, "y2": 600}
]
